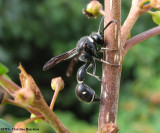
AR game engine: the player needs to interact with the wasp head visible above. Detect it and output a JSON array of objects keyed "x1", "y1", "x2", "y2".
[{"x1": 90, "y1": 32, "x2": 104, "y2": 46}]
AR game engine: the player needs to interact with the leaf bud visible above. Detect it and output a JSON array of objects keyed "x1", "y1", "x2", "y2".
[{"x1": 14, "y1": 88, "x2": 35, "y2": 107}]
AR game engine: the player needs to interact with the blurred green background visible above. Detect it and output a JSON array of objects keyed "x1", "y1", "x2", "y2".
[{"x1": 0, "y1": 0, "x2": 160, "y2": 133}]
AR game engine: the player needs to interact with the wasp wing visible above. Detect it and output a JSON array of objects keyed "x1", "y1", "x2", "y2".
[
  {"x1": 66, "y1": 45, "x2": 86, "y2": 77},
  {"x1": 43, "y1": 48, "x2": 77, "y2": 71},
  {"x1": 66, "y1": 56, "x2": 79, "y2": 77}
]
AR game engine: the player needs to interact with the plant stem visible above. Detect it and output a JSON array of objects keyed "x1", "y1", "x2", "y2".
[
  {"x1": 18, "y1": 65, "x2": 69, "y2": 133},
  {"x1": 0, "y1": 75, "x2": 21, "y2": 95},
  {"x1": 147, "y1": 10, "x2": 155, "y2": 16},
  {"x1": 98, "y1": 0, "x2": 121, "y2": 132},
  {"x1": 32, "y1": 90, "x2": 69, "y2": 132},
  {"x1": 99, "y1": 9, "x2": 105, "y2": 16},
  {"x1": 23, "y1": 115, "x2": 43, "y2": 125},
  {"x1": 121, "y1": 0, "x2": 151, "y2": 46},
  {"x1": 139, "y1": 0, "x2": 150, "y2": 8},
  {"x1": 32, "y1": 97, "x2": 69, "y2": 133},
  {"x1": 50, "y1": 89, "x2": 60, "y2": 110},
  {"x1": 124, "y1": 26, "x2": 160, "y2": 54},
  {"x1": 6, "y1": 99, "x2": 41, "y2": 116},
  {"x1": 98, "y1": 0, "x2": 158, "y2": 132}
]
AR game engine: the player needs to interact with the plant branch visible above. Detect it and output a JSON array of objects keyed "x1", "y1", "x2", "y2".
[
  {"x1": 0, "y1": 75, "x2": 21, "y2": 95},
  {"x1": 98, "y1": 0, "x2": 121, "y2": 132},
  {"x1": 32, "y1": 96, "x2": 69, "y2": 133},
  {"x1": 121, "y1": 0, "x2": 151, "y2": 46},
  {"x1": 23, "y1": 115, "x2": 43, "y2": 125},
  {"x1": 124, "y1": 26, "x2": 160, "y2": 54},
  {"x1": 11, "y1": 65, "x2": 69, "y2": 133},
  {"x1": 6, "y1": 99, "x2": 41, "y2": 116},
  {"x1": 50, "y1": 89, "x2": 59, "y2": 110}
]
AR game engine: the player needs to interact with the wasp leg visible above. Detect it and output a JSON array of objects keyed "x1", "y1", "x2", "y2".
[
  {"x1": 77, "y1": 61, "x2": 101, "y2": 83},
  {"x1": 94, "y1": 57, "x2": 121, "y2": 67},
  {"x1": 86, "y1": 71, "x2": 102, "y2": 82},
  {"x1": 97, "y1": 47, "x2": 119, "y2": 53},
  {"x1": 86, "y1": 60, "x2": 102, "y2": 82},
  {"x1": 100, "y1": 47, "x2": 119, "y2": 52},
  {"x1": 84, "y1": 60, "x2": 96, "y2": 74},
  {"x1": 92, "y1": 59, "x2": 96, "y2": 75}
]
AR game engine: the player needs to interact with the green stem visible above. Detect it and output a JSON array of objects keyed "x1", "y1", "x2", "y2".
[
  {"x1": 147, "y1": 10, "x2": 156, "y2": 16},
  {"x1": 23, "y1": 115, "x2": 43, "y2": 125}
]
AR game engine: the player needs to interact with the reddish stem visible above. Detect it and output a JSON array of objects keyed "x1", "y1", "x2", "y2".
[
  {"x1": 0, "y1": 75, "x2": 21, "y2": 95},
  {"x1": 50, "y1": 89, "x2": 60, "y2": 110},
  {"x1": 6, "y1": 99, "x2": 41, "y2": 116},
  {"x1": 124, "y1": 26, "x2": 160, "y2": 54},
  {"x1": 121, "y1": 0, "x2": 151, "y2": 46},
  {"x1": 98, "y1": 0, "x2": 121, "y2": 132}
]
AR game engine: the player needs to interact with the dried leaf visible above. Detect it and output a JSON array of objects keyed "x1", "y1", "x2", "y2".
[{"x1": 18, "y1": 64, "x2": 38, "y2": 91}]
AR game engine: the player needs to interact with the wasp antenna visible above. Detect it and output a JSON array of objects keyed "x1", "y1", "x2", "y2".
[
  {"x1": 43, "y1": 61, "x2": 51, "y2": 71},
  {"x1": 98, "y1": 16, "x2": 104, "y2": 33},
  {"x1": 100, "y1": 20, "x2": 117, "y2": 35}
]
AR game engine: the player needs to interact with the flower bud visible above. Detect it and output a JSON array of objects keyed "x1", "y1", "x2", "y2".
[
  {"x1": 14, "y1": 88, "x2": 35, "y2": 107},
  {"x1": 51, "y1": 77, "x2": 64, "y2": 91},
  {"x1": 150, "y1": 0, "x2": 160, "y2": 9},
  {"x1": 148, "y1": 11, "x2": 160, "y2": 25},
  {"x1": 12, "y1": 122, "x2": 27, "y2": 133},
  {"x1": 86, "y1": 0, "x2": 103, "y2": 18}
]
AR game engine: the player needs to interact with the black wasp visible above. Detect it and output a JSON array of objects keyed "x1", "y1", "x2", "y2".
[{"x1": 43, "y1": 17, "x2": 117, "y2": 103}]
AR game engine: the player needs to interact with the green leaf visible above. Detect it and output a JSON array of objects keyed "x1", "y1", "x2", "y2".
[
  {"x1": 152, "y1": 12, "x2": 160, "y2": 25},
  {"x1": 0, "y1": 119, "x2": 13, "y2": 133},
  {"x1": 148, "y1": 11, "x2": 160, "y2": 25},
  {"x1": 0, "y1": 63, "x2": 9, "y2": 76}
]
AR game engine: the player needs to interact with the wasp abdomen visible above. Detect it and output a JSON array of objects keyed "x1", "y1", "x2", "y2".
[
  {"x1": 77, "y1": 64, "x2": 87, "y2": 82},
  {"x1": 75, "y1": 83, "x2": 100, "y2": 103}
]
